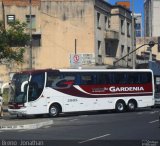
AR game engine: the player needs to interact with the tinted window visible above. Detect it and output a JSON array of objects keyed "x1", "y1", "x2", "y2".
[
  {"x1": 28, "y1": 73, "x2": 45, "y2": 101},
  {"x1": 80, "y1": 73, "x2": 97, "y2": 85},
  {"x1": 47, "y1": 72, "x2": 75, "y2": 88},
  {"x1": 47, "y1": 71, "x2": 152, "y2": 86},
  {"x1": 96, "y1": 72, "x2": 151, "y2": 85}
]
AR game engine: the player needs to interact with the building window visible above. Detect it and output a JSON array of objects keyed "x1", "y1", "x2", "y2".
[
  {"x1": 26, "y1": 15, "x2": 36, "y2": 29},
  {"x1": 97, "y1": 12, "x2": 101, "y2": 29},
  {"x1": 7, "y1": 15, "x2": 15, "y2": 24},
  {"x1": 136, "y1": 30, "x2": 141, "y2": 37},
  {"x1": 32, "y1": 34, "x2": 41, "y2": 47},
  {"x1": 121, "y1": 19, "x2": 125, "y2": 34},
  {"x1": 127, "y1": 47, "x2": 130, "y2": 54},
  {"x1": 135, "y1": 23, "x2": 141, "y2": 30},
  {"x1": 105, "y1": 16, "x2": 108, "y2": 30},
  {"x1": 127, "y1": 22, "x2": 131, "y2": 37},
  {"x1": 80, "y1": 74, "x2": 96, "y2": 85},
  {"x1": 98, "y1": 40, "x2": 101, "y2": 55},
  {"x1": 105, "y1": 42, "x2": 111, "y2": 56},
  {"x1": 121, "y1": 45, "x2": 124, "y2": 57},
  {"x1": 108, "y1": 17, "x2": 111, "y2": 28},
  {"x1": 127, "y1": 47, "x2": 131, "y2": 60}
]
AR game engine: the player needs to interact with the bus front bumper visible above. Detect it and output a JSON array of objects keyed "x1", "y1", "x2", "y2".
[{"x1": 8, "y1": 108, "x2": 27, "y2": 116}]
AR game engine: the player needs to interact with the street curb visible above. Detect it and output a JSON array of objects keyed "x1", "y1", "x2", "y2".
[{"x1": 0, "y1": 120, "x2": 54, "y2": 130}]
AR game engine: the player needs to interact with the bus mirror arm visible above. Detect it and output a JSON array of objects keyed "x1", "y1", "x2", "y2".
[{"x1": 21, "y1": 81, "x2": 29, "y2": 92}]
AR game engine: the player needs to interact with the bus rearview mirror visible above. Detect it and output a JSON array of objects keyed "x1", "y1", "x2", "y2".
[{"x1": 21, "y1": 81, "x2": 29, "y2": 92}]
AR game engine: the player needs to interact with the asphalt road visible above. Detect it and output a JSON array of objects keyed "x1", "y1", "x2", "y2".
[{"x1": 0, "y1": 108, "x2": 160, "y2": 146}]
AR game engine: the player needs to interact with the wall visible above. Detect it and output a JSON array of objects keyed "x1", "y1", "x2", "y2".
[
  {"x1": 152, "y1": 0, "x2": 160, "y2": 37},
  {"x1": 36, "y1": 0, "x2": 95, "y2": 69}
]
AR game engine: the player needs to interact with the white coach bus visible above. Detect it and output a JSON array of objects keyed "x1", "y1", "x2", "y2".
[{"x1": 8, "y1": 69, "x2": 155, "y2": 117}]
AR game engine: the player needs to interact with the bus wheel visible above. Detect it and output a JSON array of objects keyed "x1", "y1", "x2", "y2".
[
  {"x1": 116, "y1": 100, "x2": 126, "y2": 113},
  {"x1": 127, "y1": 100, "x2": 137, "y2": 112},
  {"x1": 49, "y1": 105, "x2": 59, "y2": 117}
]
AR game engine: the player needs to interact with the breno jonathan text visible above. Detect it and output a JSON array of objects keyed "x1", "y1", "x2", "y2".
[{"x1": 1, "y1": 140, "x2": 44, "y2": 146}]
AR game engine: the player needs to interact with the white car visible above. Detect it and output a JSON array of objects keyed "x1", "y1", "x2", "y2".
[{"x1": 0, "y1": 96, "x2": 3, "y2": 117}]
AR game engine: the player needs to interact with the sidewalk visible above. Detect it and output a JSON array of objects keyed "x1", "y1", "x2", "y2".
[{"x1": 0, "y1": 106, "x2": 54, "y2": 130}]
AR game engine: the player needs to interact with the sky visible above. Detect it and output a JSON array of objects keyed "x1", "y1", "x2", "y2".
[{"x1": 107, "y1": 0, "x2": 144, "y2": 14}]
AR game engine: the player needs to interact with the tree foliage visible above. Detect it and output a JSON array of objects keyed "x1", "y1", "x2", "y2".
[{"x1": 0, "y1": 20, "x2": 29, "y2": 64}]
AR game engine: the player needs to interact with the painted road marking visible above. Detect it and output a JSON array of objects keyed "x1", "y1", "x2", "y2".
[
  {"x1": 70, "y1": 119, "x2": 78, "y2": 122},
  {"x1": 137, "y1": 112, "x2": 143, "y2": 115},
  {"x1": 79, "y1": 134, "x2": 111, "y2": 144},
  {"x1": 19, "y1": 129, "x2": 31, "y2": 132},
  {"x1": 137, "y1": 110, "x2": 159, "y2": 115},
  {"x1": 79, "y1": 115, "x2": 88, "y2": 118},
  {"x1": 150, "y1": 111, "x2": 159, "y2": 114},
  {"x1": 149, "y1": 119, "x2": 159, "y2": 124}
]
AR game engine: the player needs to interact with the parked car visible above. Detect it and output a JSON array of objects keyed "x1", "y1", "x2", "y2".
[{"x1": 0, "y1": 95, "x2": 3, "y2": 118}]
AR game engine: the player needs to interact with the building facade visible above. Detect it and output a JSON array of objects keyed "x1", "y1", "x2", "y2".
[
  {"x1": 136, "y1": 37, "x2": 160, "y2": 66},
  {"x1": 107, "y1": 5, "x2": 132, "y2": 67},
  {"x1": 0, "y1": 0, "x2": 132, "y2": 83},
  {"x1": 134, "y1": 13, "x2": 142, "y2": 37},
  {"x1": 144, "y1": 0, "x2": 160, "y2": 37}
]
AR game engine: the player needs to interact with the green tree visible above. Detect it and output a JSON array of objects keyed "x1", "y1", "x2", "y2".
[{"x1": 0, "y1": 20, "x2": 29, "y2": 64}]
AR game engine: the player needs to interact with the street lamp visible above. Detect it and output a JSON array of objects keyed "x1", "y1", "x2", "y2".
[{"x1": 29, "y1": 0, "x2": 32, "y2": 69}]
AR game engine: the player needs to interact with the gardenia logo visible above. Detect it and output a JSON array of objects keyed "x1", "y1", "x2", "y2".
[{"x1": 109, "y1": 86, "x2": 144, "y2": 92}]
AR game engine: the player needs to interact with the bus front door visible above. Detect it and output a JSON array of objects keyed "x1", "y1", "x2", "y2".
[{"x1": 27, "y1": 83, "x2": 47, "y2": 115}]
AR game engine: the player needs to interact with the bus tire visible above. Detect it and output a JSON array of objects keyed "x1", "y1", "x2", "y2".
[
  {"x1": 127, "y1": 100, "x2": 137, "y2": 112},
  {"x1": 49, "y1": 104, "x2": 60, "y2": 117},
  {"x1": 115, "y1": 100, "x2": 126, "y2": 113}
]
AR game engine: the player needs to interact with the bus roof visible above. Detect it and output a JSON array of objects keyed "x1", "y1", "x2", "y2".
[
  {"x1": 59, "y1": 69, "x2": 152, "y2": 72},
  {"x1": 15, "y1": 68, "x2": 153, "y2": 74}
]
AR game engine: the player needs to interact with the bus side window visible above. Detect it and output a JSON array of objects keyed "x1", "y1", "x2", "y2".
[
  {"x1": 139, "y1": 73, "x2": 151, "y2": 84},
  {"x1": 104, "y1": 74, "x2": 110, "y2": 84},
  {"x1": 97, "y1": 73, "x2": 106, "y2": 84},
  {"x1": 81, "y1": 75, "x2": 91, "y2": 85},
  {"x1": 80, "y1": 74, "x2": 97, "y2": 85},
  {"x1": 47, "y1": 75, "x2": 59, "y2": 88},
  {"x1": 108, "y1": 73, "x2": 115, "y2": 84},
  {"x1": 98, "y1": 73, "x2": 115, "y2": 84},
  {"x1": 127, "y1": 72, "x2": 150, "y2": 84},
  {"x1": 63, "y1": 76, "x2": 75, "y2": 84},
  {"x1": 128, "y1": 73, "x2": 136, "y2": 84},
  {"x1": 114, "y1": 73, "x2": 127, "y2": 84},
  {"x1": 122, "y1": 73, "x2": 128, "y2": 84},
  {"x1": 47, "y1": 72, "x2": 76, "y2": 89},
  {"x1": 56, "y1": 75, "x2": 75, "y2": 88}
]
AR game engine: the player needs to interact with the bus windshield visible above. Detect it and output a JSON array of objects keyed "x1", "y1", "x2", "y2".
[{"x1": 9, "y1": 73, "x2": 30, "y2": 103}]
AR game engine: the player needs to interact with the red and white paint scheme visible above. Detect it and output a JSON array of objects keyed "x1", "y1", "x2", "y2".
[{"x1": 8, "y1": 69, "x2": 155, "y2": 117}]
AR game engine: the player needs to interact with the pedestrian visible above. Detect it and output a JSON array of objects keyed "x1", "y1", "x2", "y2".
[{"x1": 0, "y1": 94, "x2": 3, "y2": 118}]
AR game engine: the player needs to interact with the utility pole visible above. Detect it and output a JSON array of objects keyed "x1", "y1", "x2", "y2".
[
  {"x1": 29, "y1": 0, "x2": 32, "y2": 69},
  {"x1": 131, "y1": 0, "x2": 136, "y2": 69},
  {"x1": 75, "y1": 39, "x2": 77, "y2": 55}
]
